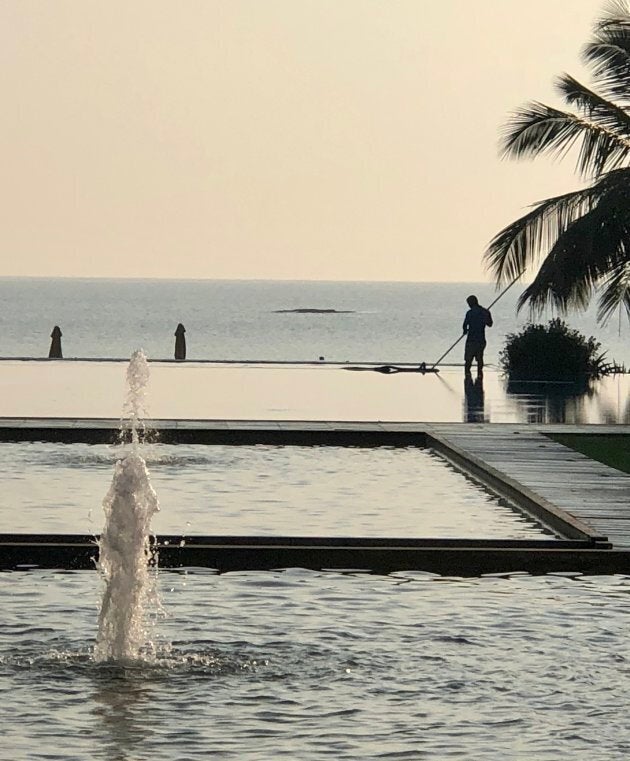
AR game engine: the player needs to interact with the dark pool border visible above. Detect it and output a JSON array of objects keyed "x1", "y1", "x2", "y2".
[
  {"x1": 0, "y1": 534, "x2": 626, "y2": 576},
  {"x1": 0, "y1": 419, "x2": 427, "y2": 447}
]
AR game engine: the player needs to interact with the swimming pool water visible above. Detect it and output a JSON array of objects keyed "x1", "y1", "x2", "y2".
[
  {"x1": 0, "y1": 442, "x2": 551, "y2": 539},
  {"x1": 1, "y1": 569, "x2": 629, "y2": 760}
]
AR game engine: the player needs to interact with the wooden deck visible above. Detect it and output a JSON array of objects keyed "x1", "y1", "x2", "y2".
[{"x1": 427, "y1": 424, "x2": 630, "y2": 550}]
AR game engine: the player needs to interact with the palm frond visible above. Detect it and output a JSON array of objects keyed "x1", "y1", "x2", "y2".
[
  {"x1": 585, "y1": 164, "x2": 630, "y2": 191},
  {"x1": 485, "y1": 188, "x2": 595, "y2": 284},
  {"x1": 501, "y1": 103, "x2": 581, "y2": 159},
  {"x1": 555, "y1": 74, "x2": 630, "y2": 173},
  {"x1": 599, "y1": 0, "x2": 630, "y2": 22},
  {"x1": 517, "y1": 221, "x2": 606, "y2": 314},
  {"x1": 516, "y1": 177, "x2": 630, "y2": 314},
  {"x1": 501, "y1": 101, "x2": 630, "y2": 177},
  {"x1": 585, "y1": 1, "x2": 630, "y2": 100},
  {"x1": 597, "y1": 260, "x2": 630, "y2": 322}
]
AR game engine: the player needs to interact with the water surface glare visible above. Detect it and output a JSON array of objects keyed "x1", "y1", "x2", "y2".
[
  {"x1": 0, "y1": 443, "x2": 551, "y2": 538},
  {"x1": 1, "y1": 570, "x2": 629, "y2": 760}
]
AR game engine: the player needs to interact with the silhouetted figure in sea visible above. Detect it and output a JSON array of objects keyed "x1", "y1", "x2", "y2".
[
  {"x1": 463, "y1": 295, "x2": 492, "y2": 375},
  {"x1": 174, "y1": 323, "x2": 186, "y2": 360},
  {"x1": 464, "y1": 373, "x2": 485, "y2": 423},
  {"x1": 49, "y1": 326, "x2": 63, "y2": 359}
]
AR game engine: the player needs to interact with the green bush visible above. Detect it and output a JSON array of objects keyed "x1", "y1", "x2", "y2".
[{"x1": 499, "y1": 319, "x2": 613, "y2": 382}]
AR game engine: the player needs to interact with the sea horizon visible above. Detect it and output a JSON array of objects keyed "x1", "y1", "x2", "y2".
[
  {"x1": 0, "y1": 277, "x2": 626, "y2": 365},
  {"x1": 0, "y1": 274, "x2": 501, "y2": 285}
]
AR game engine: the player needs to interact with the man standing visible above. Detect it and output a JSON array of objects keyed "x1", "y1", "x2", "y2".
[{"x1": 463, "y1": 295, "x2": 492, "y2": 375}]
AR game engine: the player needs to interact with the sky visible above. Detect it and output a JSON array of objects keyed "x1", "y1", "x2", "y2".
[{"x1": 0, "y1": 0, "x2": 608, "y2": 282}]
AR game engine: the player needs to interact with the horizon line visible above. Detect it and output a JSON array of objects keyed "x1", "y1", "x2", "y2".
[{"x1": 0, "y1": 274, "x2": 514, "y2": 286}]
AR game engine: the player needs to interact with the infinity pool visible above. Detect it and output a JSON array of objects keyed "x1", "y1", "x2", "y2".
[{"x1": 0, "y1": 442, "x2": 551, "y2": 539}]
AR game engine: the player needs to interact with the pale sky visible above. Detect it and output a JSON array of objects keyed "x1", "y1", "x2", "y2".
[{"x1": 0, "y1": 0, "x2": 606, "y2": 281}]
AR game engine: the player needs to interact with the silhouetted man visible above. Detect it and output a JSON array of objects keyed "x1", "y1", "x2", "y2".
[{"x1": 462, "y1": 295, "x2": 492, "y2": 375}]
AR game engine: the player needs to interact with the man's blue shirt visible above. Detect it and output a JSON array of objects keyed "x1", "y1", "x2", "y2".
[{"x1": 463, "y1": 305, "x2": 492, "y2": 343}]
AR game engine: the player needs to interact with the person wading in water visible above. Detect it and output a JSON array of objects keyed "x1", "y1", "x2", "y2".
[{"x1": 462, "y1": 295, "x2": 492, "y2": 376}]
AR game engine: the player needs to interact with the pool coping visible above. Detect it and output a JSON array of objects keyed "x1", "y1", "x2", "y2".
[{"x1": 0, "y1": 534, "x2": 624, "y2": 576}]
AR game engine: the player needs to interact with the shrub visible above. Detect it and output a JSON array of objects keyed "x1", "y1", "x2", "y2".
[{"x1": 499, "y1": 319, "x2": 613, "y2": 382}]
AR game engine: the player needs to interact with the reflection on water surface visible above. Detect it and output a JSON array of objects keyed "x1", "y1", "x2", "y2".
[{"x1": 0, "y1": 362, "x2": 628, "y2": 423}]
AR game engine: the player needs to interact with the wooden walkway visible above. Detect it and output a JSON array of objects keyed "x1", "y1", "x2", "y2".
[{"x1": 428, "y1": 424, "x2": 630, "y2": 550}]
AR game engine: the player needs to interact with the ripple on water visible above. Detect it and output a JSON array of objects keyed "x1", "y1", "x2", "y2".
[
  {"x1": 0, "y1": 636, "x2": 357, "y2": 687},
  {"x1": 1, "y1": 571, "x2": 630, "y2": 761},
  {"x1": 0, "y1": 442, "x2": 555, "y2": 539}
]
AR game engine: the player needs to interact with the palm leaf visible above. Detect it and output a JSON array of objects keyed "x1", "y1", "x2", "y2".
[
  {"x1": 516, "y1": 179, "x2": 630, "y2": 313},
  {"x1": 485, "y1": 187, "x2": 595, "y2": 284},
  {"x1": 584, "y1": 1, "x2": 630, "y2": 100},
  {"x1": 555, "y1": 74, "x2": 630, "y2": 173},
  {"x1": 597, "y1": 260, "x2": 630, "y2": 322},
  {"x1": 501, "y1": 101, "x2": 630, "y2": 177}
]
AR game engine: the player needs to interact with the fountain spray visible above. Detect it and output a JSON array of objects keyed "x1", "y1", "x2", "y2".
[{"x1": 94, "y1": 350, "x2": 160, "y2": 663}]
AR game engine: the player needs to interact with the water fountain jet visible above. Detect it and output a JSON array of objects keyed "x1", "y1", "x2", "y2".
[{"x1": 94, "y1": 350, "x2": 160, "y2": 663}]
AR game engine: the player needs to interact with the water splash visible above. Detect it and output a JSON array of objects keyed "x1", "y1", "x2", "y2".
[
  {"x1": 94, "y1": 350, "x2": 160, "y2": 663},
  {"x1": 120, "y1": 349, "x2": 151, "y2": 445}
]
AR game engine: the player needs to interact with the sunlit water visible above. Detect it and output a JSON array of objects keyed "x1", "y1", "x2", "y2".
[
  {"x1": 1, "y1": 569, "x2": 629, "y2": 760},
  {"x1": 0, "y1": 442, "x2": 551, "y2": 539},
  {"x1": 0, "y1": 363, "x2": 628, "y2": 424}
]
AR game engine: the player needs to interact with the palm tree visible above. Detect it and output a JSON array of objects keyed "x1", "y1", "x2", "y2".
[{"x1": 485, "y1": 0, "x2": 630, "y2": 323}]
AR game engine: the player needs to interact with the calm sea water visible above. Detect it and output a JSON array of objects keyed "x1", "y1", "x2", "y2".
[{"x1": 1, "y1": 277, "x2": 628, "y2": 365}]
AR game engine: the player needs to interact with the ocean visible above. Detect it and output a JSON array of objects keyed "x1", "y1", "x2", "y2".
[{"x1": 1, "y1": 277, "x2": 628, "y2": 366}]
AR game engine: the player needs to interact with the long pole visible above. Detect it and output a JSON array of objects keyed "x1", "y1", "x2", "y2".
[{"x1": 430, "y1": 275, "x2": 522, "y2": 369}]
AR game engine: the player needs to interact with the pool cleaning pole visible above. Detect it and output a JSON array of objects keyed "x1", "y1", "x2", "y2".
[{"x1": 430, "y1": 275, "x2": 522, "y2": 369}]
